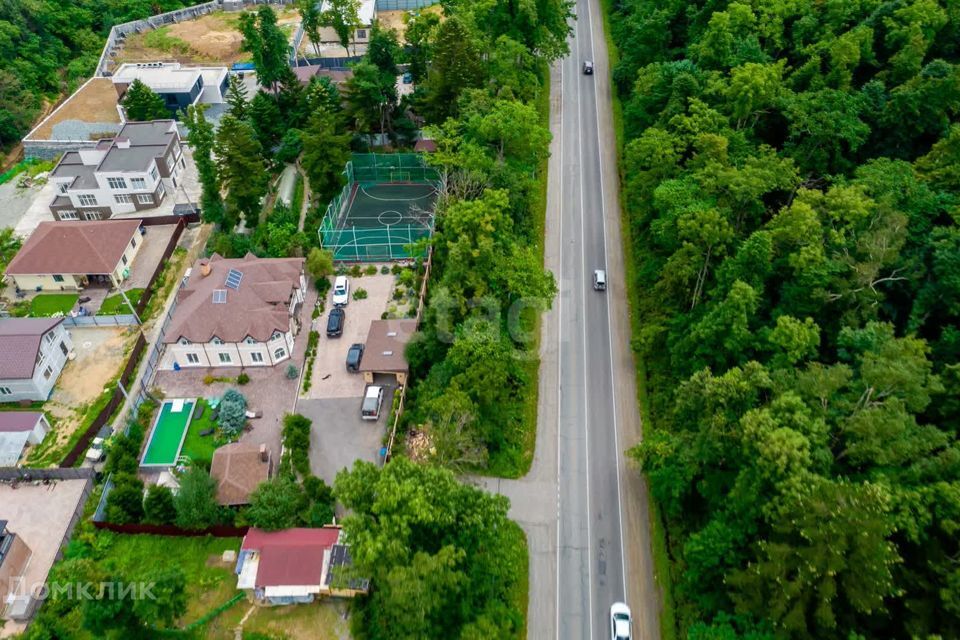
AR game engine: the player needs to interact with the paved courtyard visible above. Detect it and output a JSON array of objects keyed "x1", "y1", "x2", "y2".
[
  {"x1": 0, "y1": 477, "x2": 91, "y2": 638},
  {"x1": 298, "y1": 376, "x2": 396, "y2": 484},
  {"x1": 122, "y1": 224, "x2": 178, "y2": 290}
]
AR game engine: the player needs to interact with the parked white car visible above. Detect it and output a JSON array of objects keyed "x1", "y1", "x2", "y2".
[
  {"x1": 361, "y1": 385, "x2": 384, "y2": 421},
  {"x1": 85, "y1": 437, "x2": 106, "y2": 463},
  {"x1": 332, "y1": 276, "x2": 350, "y2": 306}
]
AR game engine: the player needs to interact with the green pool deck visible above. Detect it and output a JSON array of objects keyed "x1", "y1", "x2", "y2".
[{"x1": 141, "y1": 398, "x2": 196, "y2": 467}]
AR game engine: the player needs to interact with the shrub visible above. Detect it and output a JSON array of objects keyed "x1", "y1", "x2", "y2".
[
  {"x1": 353, "y1": 287, "x2": 368, "y2": 300},
  {"x1": 282, "y1": 413, "x2": 312, "y2": 477},
  {"x1": 349, "y1": 265, "x2": 363, "y2": 278},
  {"x1": 381, "y1": 265, "x2": 390, "y2": 274},
  {"x1": 306, "y1": 247, "x2": 334, "y2": 279},
  {"x1": 174, "y1": 466, "x2": 221, "y2": 529},
  {"x1": 243, "y1": 476, "x2": 308, "y2": 531},
  {"x1": 105, "y1": 473, "x2": 144, "y2": 524},
  {"x1": 203, "y1": 374, "x2": 215, "y2": 385},
  {"x1": 381, "y1": 311, "x2": 389, "y2": 320},
  {"x1": 218, "y1": 389, "x2": 248, "y2": 435},
  {"x1": 391, "y1": 264, "x2": 402, "y2": 275},
  {"x1": 364, "y1": 264, "x2": 378, "y2": 275},
  {"x1": 143, "y1": 485, "x2": 177, "y2": 525},
  {"x1": 393, "y1": 287, "x2": 405, "y2": 301},
  {"x1": 286, "y1": 364, "x2": 299, "y2": 379},
  {"x1": 311, "y1": 306, "x2": 320, "y2": 320},
  {"x1": 237, "y1": 372, "x2": 250, "y2": 385}
]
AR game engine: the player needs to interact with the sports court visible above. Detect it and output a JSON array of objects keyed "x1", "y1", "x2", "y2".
[
  {"x1": 320, "y1": 153, "x2": 440, "y2": 261},
  {"x1": 140, "y1": 398, "x2": 196, "y2": 467}
]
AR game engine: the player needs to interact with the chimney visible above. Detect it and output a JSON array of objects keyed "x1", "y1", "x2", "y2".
[
  {"x1": 259, "y1": 444, "x2": 268, "y2": 463},
  {"x1": 200, "y1": 260, "x2": 211, "y2": 277}
]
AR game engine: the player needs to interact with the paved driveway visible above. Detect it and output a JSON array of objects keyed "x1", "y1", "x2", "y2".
[
  {"x1": 304, "y1": 271, "x2": 396, "y2": 400},
  {"x1": 298, "y1": 379, "x2": 396, "y2": 484},
  {"x1": 123, "y1": 224, "x2": 177, "y2": 290}
]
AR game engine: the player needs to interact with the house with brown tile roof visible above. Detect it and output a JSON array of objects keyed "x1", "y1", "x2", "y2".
[
  {"x1": 209, "y1": 442, "x2": 271, "y2": 506},
  {"x1": 358, "y1": 319, "x2": 417, "y2": 385},
  {"x1": 4, "y1": 219, "x2": 143, "y2": 292},
  {"x1": 0, "y1": 318, "x2": 72, "y2": 402},
  {"x1": 160, "y1": 253, "x2": 306, "y2": 370}
]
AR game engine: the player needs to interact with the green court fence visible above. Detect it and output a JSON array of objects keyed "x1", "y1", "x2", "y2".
[
  {"x1": 347, "y1": 152, "x2": 440, "y2": 184},
  {"x1": 320, "y1": 154, "x2": 439, "y2": 261}
]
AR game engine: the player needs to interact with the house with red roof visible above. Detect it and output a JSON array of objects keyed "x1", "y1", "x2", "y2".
[
  {"x1": 160, "y1": 253, "x2": 306, "y2": 370},
  {"x1": 4, "y1": 219, "x2": 143, "y2": 292},
  {"x1": 236, "y1": 527, "x2": 368, "y2": 605},
  {"x1": 0, "y1": 318, "x2": 72, "y2": 402}
]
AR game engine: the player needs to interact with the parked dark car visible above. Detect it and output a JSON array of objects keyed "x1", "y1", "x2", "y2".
[
  {"x1": 346, "y1": 343, "x2": 365, "y2": 372},
  {"x1": 326, "y1": 308, "x2": 345, "y2": 337}
]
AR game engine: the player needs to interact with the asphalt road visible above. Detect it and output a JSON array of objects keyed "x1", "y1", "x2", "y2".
[{"x1": 474, "y1": 0, "x2": 663, "y2": 635}]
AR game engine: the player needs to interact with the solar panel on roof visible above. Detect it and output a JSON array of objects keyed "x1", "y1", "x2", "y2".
[
  {"x1": 225, "y1": 269, "x2": 243, "y2": 290},
  {"x1": 212, "y1": 289, "x2": 227, "y2": 304}
]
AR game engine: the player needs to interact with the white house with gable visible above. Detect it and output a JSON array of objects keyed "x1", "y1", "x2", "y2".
[{"x1": 160, "y1": 254, "x2": 306, "y2": 370}]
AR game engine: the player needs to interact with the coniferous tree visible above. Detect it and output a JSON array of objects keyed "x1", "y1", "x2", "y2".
[
  {"x1": 213, "y1": 115, "x2": 269, "y2": 227},
  {"x1": 122, "y1": 79, "x2": 169, "y2": 121}
]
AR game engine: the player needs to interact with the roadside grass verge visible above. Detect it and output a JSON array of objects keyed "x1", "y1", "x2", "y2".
[
  {"x1": 597, "y1": 0, "x2": 677, "y2": 637},
  {"x1": 98, "y1": 288, "x2": 144, "y2": 315},
  {"x1": 505, "y1": 520, "x2": 530, "y2": 640}
]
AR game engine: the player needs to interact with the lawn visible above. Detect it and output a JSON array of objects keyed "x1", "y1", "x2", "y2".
[
  {"x1": 18, "y1": 293, "x2": 79, "y2": 316},
  {"x1": 181, "y1": 398, "x2": 226, "y2": 467},
  {"x1": 87, "y1": 532, "x2": 243, "y2": 629},
  {"x1": 97, "y1": 288, "x2": 144, "y2": 315},
  {"x1": 206, "y1": 598, "x2": 349, "y2": 640}
]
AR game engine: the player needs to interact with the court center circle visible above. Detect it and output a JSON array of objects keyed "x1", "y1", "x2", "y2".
[{"x1": 378, "y1": 210, "x2": 403, "y2": 226}]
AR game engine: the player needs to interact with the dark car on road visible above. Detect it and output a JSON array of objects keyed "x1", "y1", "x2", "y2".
[
  {"x1": 326, "y1": 308, "x2": 345, "y2": 338},
  {"x1": 346, "y1": 343, "x2": 365, "y2": 372},
  {"x1": 583, "y1": 60, "x2": 594, "y2": 74}
]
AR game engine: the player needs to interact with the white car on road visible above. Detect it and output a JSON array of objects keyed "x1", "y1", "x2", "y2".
[
  {"x1": 332, "y1": 275, "x2": 350, "y2": 306},
  {"x1": 610, "y1": 602, "x2": 632, "y2": 640}
]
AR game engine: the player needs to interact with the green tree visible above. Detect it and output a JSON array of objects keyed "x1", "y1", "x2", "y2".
[
  {"x1": 244, "y1": 476, "x2": 308, "y2": 530},
  {"x1": 142, "y1": 484, "x2": 177, "y2": 525},
  {"x1": 218, "y1": 388, "x2": 248, "y2": 435},
  {"x1": 423, "y1": 16, "x2": 484, "y2": 121},
  {"x1": 122, "y1": 79, "x2": 169, "y2": 121},
  {"x1": 306, "y1": 247, "x2": 335, "y2": 281},
  {"x1": 321, "y1": 0, "x2": 361, "y2": 56},
  {"x1": 247, "y1": 90, "x2": 285, "y2": 153},
  {"x1": 225, "y1": 73, "x2": 249, "y2": 119},
  {"x1": 214, "y1": 115, "x2": 269, "y2": 227},
  {"x1": 300, "y1": 108, "x2": 351, "y2": 199},
  {"x1": 105, "y1": 473, "x2": 144, "y2": 524},
  {"x1": 297, "y1": 0, "x2": 324, "y2": 56},
  {"x1": 174, "y1": 466, "x2": 220, "y2": 529},
  {"x1": 182, "y1": 103, "x2": 224, "y2": 225},
  {"x1": 403, "y1": 9, "x2": 440, "y2": 82},
  {"x1": 239, "y1": 6, "x2": 290, "y2": 92},
  {"x1": 344, "y1": 59, "x2": 397, "y2": 136}
]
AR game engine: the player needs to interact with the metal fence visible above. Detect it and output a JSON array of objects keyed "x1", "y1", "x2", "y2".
[
  {"x1": 347, "y1": 153, "x2": 441, "y2": 184},
  {"x1": 63, "y1": 314, "x2": 138, "y2": 328},
  {"x1": 375, "y1": 0, "x2": 437, "y2": 10}
]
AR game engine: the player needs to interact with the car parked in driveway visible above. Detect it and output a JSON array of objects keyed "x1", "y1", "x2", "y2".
[
  {"x1": 361, "y1": 385, "x2": 384, "y2": 420},
  {"x1": 346, "y1": 343, "x2": 365, "y2": 372},
  {"x1": 327, "y1": 307, "x2": 345, "y2": 337},
  {"x1": 332, "y1": 275, "x2": 350, "y2": 306}
]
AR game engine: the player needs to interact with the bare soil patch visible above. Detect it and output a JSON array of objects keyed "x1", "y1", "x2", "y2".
[
  {"x1": 117, "y1": 9, "x2": 300, "y2": 65},
  {"x1": 28, "y1": 78, "x2": 120, "y2": 141}
]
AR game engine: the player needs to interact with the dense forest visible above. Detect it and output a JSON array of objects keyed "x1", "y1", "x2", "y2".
[
  {"x1": 610, "y1": 0, "x2": 960, "y2": 638},
  {"x1": 0, "y1": 0, "x2": 192, "y2": 149}
]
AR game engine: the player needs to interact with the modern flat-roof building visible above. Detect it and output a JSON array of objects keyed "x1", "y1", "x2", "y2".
[
  {"x1": 112, "y1": 62, "x2": 229, "y2": 115},
  {"x1": 4, "y1": 219, "x2": 144, "y2": 291},
  {"x1": 47, "y1": 120, "x2": 186, "y2": 221}
]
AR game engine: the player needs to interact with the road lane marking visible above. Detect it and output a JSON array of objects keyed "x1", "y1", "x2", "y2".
[
  {"x1": 584, "y1": 0, "x2": 629, "y2": 602},
  {"x1": 555, "y1": 57, "x2": 564, "y2": 640},
  {"x1": 575, "y1": 10, "x2": 596, "y2": 637}
]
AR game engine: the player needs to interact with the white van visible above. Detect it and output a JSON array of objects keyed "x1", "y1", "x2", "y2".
[
  {"x1": 332, "y1": 276, "x2": 350, "y2": 306},
  {"x1": 593, "y1": 269, "x2": 607, "y2": 291},
  {"x1": 361, "y1": 385, "x2": 384, "y2": 420}
]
